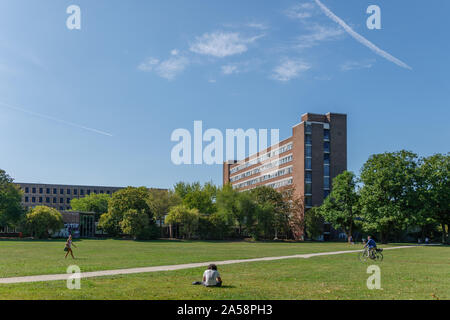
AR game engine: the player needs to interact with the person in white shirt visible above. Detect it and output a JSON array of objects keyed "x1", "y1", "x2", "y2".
[{"x1": 192, "y1": 264, "x2": 222, "y2": 287}]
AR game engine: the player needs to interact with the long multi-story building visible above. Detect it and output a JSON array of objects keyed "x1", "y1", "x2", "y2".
[
  {"x1": 223, "y1": 112, "x2": 347, "y2": 209},
  {"x1": 14, "y1": 183, "x2": 124, "y2": 212}
]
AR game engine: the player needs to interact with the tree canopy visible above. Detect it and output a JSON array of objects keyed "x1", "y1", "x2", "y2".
[{"x1": 0, "y1": 169, "x2": 24, "y2": 228}]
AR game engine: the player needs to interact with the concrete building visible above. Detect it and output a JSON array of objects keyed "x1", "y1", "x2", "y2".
[
  {"x1": 223, "y1": 112, "x2": 347, "y2": 211},
  {"x1": 14, "y1": 183, "x2": 123, "y2": 212}
]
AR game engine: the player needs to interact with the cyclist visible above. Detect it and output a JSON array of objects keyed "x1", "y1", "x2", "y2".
[{"x1": 364, "y1": 235, "x2": 377, "y2": 259}]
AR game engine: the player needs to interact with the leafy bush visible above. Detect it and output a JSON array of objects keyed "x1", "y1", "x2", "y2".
[{"x1": 25, "y1": 206, "x2": 63, "y2": 239}]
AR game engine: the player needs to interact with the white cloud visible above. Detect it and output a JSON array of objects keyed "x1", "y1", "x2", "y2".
[
  {"x1": 296, "y1": 24, "x2": 345, "y2": 49},
  {"x1": 286, "y1": 3, "x2": 316, "y2": 20},
  {"x1": 246, "y1": 22, "x2": 269, "y2": 30},
  {"x1": 156, "y1": 56, "x2": 189, "y2": 80},
  {"x1": 341, "y1": 60, "x2": 375, "y2": 71},
  {"x1": 221, "y1": 64, "x2": 239, "y2": 75},
  {"x1": 272, "y1": 59, "x2": 311, "y2": 81},
  {"x1": 138, "y1": 57, "x2": 159, "y2": 71},
  {"x1": 138, "y1": 52, "x2": 189, "y2": 80},
  {"x1": 190, "y1": 32, "x2": 263, "y2": 58}
]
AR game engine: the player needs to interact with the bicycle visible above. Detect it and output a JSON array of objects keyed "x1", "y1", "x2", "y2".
[{"x1": 359, "y1": 247, "x2": 383, "y2": 262}]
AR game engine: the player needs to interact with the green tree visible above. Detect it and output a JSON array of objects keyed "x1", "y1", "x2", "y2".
[
  {"x1": 359, "y1": 151, "x2": 418, "y2": 243},
  {"x1": 25, "y1": 206, "x2": 63, "y2": 239},
  {"x1": 0, "y1": 169, "x2": 24, "y2": 228},
  {"x1": 119, "y1": 209, "x2": 150, "y2": 240},
  {"x1": 251, "y1": 186, "x2": 289, "y2": 239},
  {"x1": 98, "y1": 187, "x2": 155, "y2": 236},
  {"x1": 70, "y1": 193, "x2": 110, "y2": 217},
  {"x1": 216, "y1": 184, "x2": 243, "y2": 235},
  {"x1": 147, "y1": 189, "x2": 181, "y2": 236},
  {"x1": 319, "y1": 171, "x2": 360, "y2": 243},
  {"x1": 304, "y1": 207, "x2": 324, "y2": 240},
  {"x1": 165, "y1": 205, "x2": 200, "y2": 239},
  {"x1": 417, "y1": 153, "x2": 450, "y2": 243},
  {"x1": 175, "y1": 182, "x2": 217, "y2": 215},
  {"x1": 98, "y1": 211, "x2": 122, "y2": 236}
]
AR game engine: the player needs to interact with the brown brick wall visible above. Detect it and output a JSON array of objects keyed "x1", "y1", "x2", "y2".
[{"x1": 291, "y1": 123, "x2": 305, "y2": 200}]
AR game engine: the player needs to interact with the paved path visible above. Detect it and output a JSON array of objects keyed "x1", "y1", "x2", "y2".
[{"x1": 0, "y1": 246, "x2": 417, "y2": 284}]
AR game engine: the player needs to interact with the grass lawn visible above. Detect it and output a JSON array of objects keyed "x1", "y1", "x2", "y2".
[
  {"x1": 0, "y1": 239, "x2": 368, "y2": 277},
  {"x1": 0, "y1": 240, "x2": 448, "y2": 300}
]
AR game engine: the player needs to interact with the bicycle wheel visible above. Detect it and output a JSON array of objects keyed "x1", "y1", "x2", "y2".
[
  {"x1": 375, "y1": 252, "x2": 384, "y2": 262},
  {"x1": 359, "y1": 250, "x2": 369, "y2": 262}
]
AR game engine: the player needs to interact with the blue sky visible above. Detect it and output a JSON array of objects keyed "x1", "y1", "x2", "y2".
[{"x1": 1, "y1": 0, "x2": 449, "y2": 189}]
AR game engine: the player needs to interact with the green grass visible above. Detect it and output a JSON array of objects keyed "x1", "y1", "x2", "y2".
[
  {"x1": 0, "y1": 240, "x2": 448, "y2": 300},
  {"x1": 0, "y1": 239, "x2": 364, "y2": 277}
]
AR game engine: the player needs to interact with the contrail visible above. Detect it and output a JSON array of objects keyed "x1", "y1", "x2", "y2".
[
  {"x1": 0, "y1": 101, "x2": 113, "y2": 137},
  {"x1": 314, "y1": 0, "x2": 412, "y2": 70}
]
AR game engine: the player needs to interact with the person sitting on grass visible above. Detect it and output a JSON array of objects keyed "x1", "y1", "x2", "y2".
[
  {"x1": 192, "y1": 264, "x2": 222, "y2": 287},
  {"x1": 64, "y1": 234, "x2": 77, "y2": 259}
]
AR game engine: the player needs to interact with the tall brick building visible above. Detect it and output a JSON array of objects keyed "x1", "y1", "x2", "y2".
[{"x1": 223, "y1": 112, "x2": 347, "y2": 209}]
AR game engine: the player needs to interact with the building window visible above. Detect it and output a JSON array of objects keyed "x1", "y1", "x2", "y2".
[
  {"x1": 46, "y1": 188, "x2": 50, "y2": 194},
  {"x1": 53, "y1": 188, "x2": 57, "y2": 194},
  {"x1": 324, "y1": 165, "x2": 330, "y2": 177},
  {"x1": 32, "y1": 187, "x2": 36, "y2": 193},
  {"x1": 32, "y1": 197, "x2": 36, "y2": 203},
  {"x1": 87, "y1": 189, "x2": 91, "y2": 195},
  {"x1": 324, "y1": 153, "x2": 330, "y2": 166},
  {"x1": 60, "y1": 206, "x2": 64, "y2": 211},
  {"x1": 60, "y1": 189, "x2": 64, "y2": 195},
  {"x1": 53, "y1": 197, "x2": 57, "y2": 204},
  {"x1": 80, "y1": 189, "x2": 84, "y2": 196},
  {"x1": 39, "y1": 197, "x2": 43, "y2": 203},
  {"x1": 305, "y1": 196, "x2": 312, "y2": 207},
  {"x1": 107, "y1": 191, "x2": 110, "y2": 194},
  {"x1": 39, "y1": 188, "x2": 43, "y2": 194},
  {"x1": 100, "y1": 190, "x2": 104, "y2": 194},
  {"x1": 324, "y1": 177, "x2": 330, "y2": 190},
  {"x1": 60, "y1": 198, "x2": 64, "y2": 204},
  {"x1": 305, "y1": 123, "x2": 312, "y2": 134},
  {"x1": 324, "y1": 129, "x2": 330, "y2": 141},
  {"x1": 94, "y1": 190, "x2": 97, "y2": 194},
  {"x1": 306, "y1": 145, "x2": 312, "y2": 157},
  {"x1": 46, "y1": 197, "x2": 50, "y2": 203},
  {"x1": 305, "y1": 183, "x2": 312, "y2": 195},
  {"x1": 67, "y1": 189, "x2": 71, "y2": 195},
  {"x1": 324, "y1": 190, "x2": 330, "y2": 199},
  {"x1": 306, "y1": 158, "x2": 312, "y2": 170},
  {"x1": 25, "y1": 196, "x2": 29, "y2": 202},
  {"x1": 67, "y1": 198, "x2": 71, "y2": 204},
  {"x1": 306, "y1": 171, "x2": 312, "y2": 183},
  {"x1": 74, "y1": 189, "x2": 78, "y2": 195},
  {"x1": 25, "y1": 187, "x2": 29, "y2": 193},
  {"x1": 324, "y1": 141, "x2": 330, "y2": 153},
  {"x1": 305, "y1": 135, "x2": 312, "y2": 145}
]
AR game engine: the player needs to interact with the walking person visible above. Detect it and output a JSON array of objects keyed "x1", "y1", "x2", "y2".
[{"x1": 64, "y1": 234, "x2": 77, "y2": 259}]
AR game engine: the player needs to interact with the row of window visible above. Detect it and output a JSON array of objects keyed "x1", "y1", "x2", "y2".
[
  {"x1": 24, "y1": 205, "x2": 70, "y2": 211},
  {"x1": 232, "y1": 166, "x2": 293, "y2": 189},
  {"x1": 23, "y1": 187, "x2": 112, "y2": 196},
  {"x1": 24, "y1": 196, "x2": 73, "y2": 204},
  {"x1": 230, "y1": 154, "x2": 293, "y2": 183},
  {"x1": 230, "y1": 142, "x2": 293, "y2": 174},
  {"x1": 266, "y1": 178, "x2": 293, "y2": 189}
]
